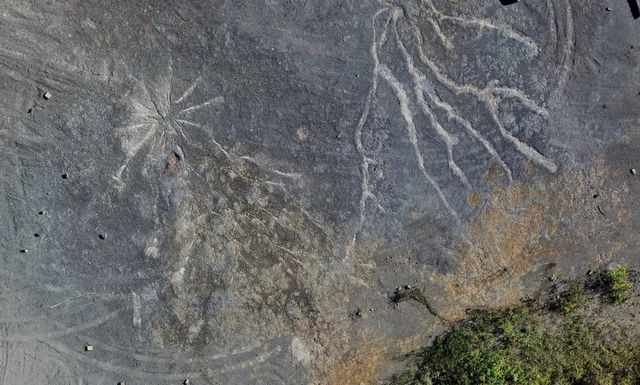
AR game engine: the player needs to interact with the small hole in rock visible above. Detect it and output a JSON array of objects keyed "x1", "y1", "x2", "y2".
[
  {"x1": 164, "y1": 152, "x2": 182, "y2": 175},
  {"x1": 99, "y1": 234, "x2": 106, "y2": 240},
  {"x1": 629, "y1": 0, "x2": 640, "y2": 18},
  {"x1": 33, "y1": 233, "x2": 39, "y2": 238},
  {"x1": 61, "y1": 173, "x2": 68, "y2": 179},
  {"x1": 27, "y1": 108, "x2": 33, "y2": 114}
]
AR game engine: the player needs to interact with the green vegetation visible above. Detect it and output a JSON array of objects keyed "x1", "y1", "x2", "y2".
[
  {"x1": 550, "y1": 283, "x2": 584, "y2": 314},
  {"x1": 393, "y1": 288, "x2": 431, "y2": 308},
  {"x1": 599, "y1": 267, "x2": 633, "y2": 304},
  {"x1": 389, "y1": 268, "x2": 638, "y2": 385},
  {"x1": 392, "y1": 288, "x2": 441, "y2": 319}
]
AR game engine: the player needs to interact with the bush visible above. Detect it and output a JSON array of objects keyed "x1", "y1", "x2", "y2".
[
  {"x1": 551, "y1": 283, "x2": 584, "y2": 314},
  {"x1": 389, "y1": 271, "x2": 639, "y2": 385},
  {"x1": 600, "y1": 267, "x2": 633, "y2": 304}
]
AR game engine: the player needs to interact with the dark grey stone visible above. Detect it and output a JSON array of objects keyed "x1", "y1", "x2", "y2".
[{"x1": 1, "y1": 1, "x2": 640, "y2": 384}]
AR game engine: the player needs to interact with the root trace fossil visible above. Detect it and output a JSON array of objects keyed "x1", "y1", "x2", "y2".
[
  {"x1": 350, "y1": 0, "x2": 573, "y2": 250},
  {"x1": 112, "y1": 74, "x2": 224, "y2": 187},
  {"x1": 112, "y1": 72, "x2": 298, "y2": 189}
]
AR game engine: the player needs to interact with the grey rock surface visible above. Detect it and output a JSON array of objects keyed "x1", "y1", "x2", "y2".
[{"x1": 1, "y1": 1, "x2": 639, "y2": 384}]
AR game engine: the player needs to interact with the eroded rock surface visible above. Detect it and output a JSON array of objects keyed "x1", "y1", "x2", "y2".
[{"x1": 1, "y1": 1, "x2": 639, "y2": 384}]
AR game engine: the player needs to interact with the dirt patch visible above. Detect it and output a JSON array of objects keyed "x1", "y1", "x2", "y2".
[
  {"x1": 435, "y1": 155, "x2": 638, "y2": 319},
  {"x1": 324, "y1": 340, "x2": 387, "y2": 385}
]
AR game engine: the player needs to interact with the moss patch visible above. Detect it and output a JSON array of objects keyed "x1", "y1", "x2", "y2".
[
  {"x1": 392, "y1": 288, "x2": 442, "y2": 319},
  {"x1": 388, "y1": 269, "x2": 639, "y2": 385},
  {"x1": 550, "y1": 283, "x2": 584, "y2": 314},
  {"x1": 599, "y1": 267, "x2": 633, "y2": 304}
]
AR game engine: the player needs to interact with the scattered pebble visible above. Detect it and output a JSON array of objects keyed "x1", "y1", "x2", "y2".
[
  {"x1": 587, "y1": 270, "x2": 594, "y2": 276},
  {"x1": 27, "y1": 108, "x2": 32, "y2": 114},
  {"x1": 593, "y1": 194, "x2": 599, "y2": 199},
  {"x1": 606, "y1": 7, "x2": 612, "y2": 11},
  {"x1": 184, "y1": 380, "x2": 190, "y2": 385},
  {"x1": 38, "y1": 210, "x2": 45, "y2": 215},
  {"x1": 369, "y1": 308, "x2": 374, "y2": 312},
  {"x1": 85, "y1": 345, "x2": 93, "y2": 352},
  {"x1": 405, "y1": 285, "x2": 412, "y2": 289},
  {"x1": 631, "y1": 168, "x2": 636, "y2": 175},
  {"x1": 19, "y1": 249, "x2": 28, "y2": 253},
  {"x1": 43, "y1": 92, "x2": 52, "y2": 99}
]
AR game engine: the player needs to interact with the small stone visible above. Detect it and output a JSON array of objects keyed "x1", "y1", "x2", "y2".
[
  {"x1": 19, "y1": 249, "x2": 28, "y2": 253},
  {"x1": 606, "y1": 7, "x2": 611, "y2": 11},
  {"x1": 587, "y1": 270, "x2": 594, "y2": 276},
  {"x1": 38, "y1": 210, "x2": 45, "y2": 215},
  {"x1": 61, "y1": 173, "x2": 68, "y2": 179},
  {"x1": 98, "y1": 233, "x2": 106, "y2": 240},
  {"x1": 405, "y1": 285, "x2": 412, "y2": 289},
  {"x1": 85, "y1": 345, "x2": 93, "y2": 351},
  {"x1": 369, "y1": 308, "x2": 374, "y2": 312},
  {"x1": 630, "y1": 168, "x2": 636, "y2": 175},
  {"x1": 184, "y1": 380, "x2": 190, "y2": 385},
  {"x1": 43, "y1": 92, "x2": 52, "y2": 99}
]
